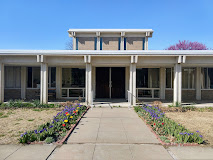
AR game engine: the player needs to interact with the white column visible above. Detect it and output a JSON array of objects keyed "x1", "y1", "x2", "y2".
[
  {"x1": 132, "y1": 64, "x2": 136, "y2": 105},
  {"x1": 129, "y1": 64, "x2": 133, "y2": 105},
  {"x1": 196, "y1": 67, "x2": 201, "y2": 100},
  {"x1": 56, "y1": 66, "x2": 62, "y2": 99},
  {"x1": 97, "y1": 37, "x2": 100, "y2": 50},
  {"x1": 160, "y1": 67, "x2": 166, "y2": 99},
  {"x1": 86, "y1": 63, "x2": 92, "y2": 105},
  {"x1": 73, "y1": 37, "x2": 76, "y2": 50},
  {"x1": 120, "y1": 37, "x2": 124, "y2": 50},
  {"x1": 0, "y1": 63, "x2": 4, "y2": 103},
  {"x1": 145, "y1": 37, "x2": 148, "y2": 50},
  {"x1": 173, "y1": 64, "x2": 178, "y2": 103},
  {"x1": 40, "y1": 63, "x2": 48, "y2": 104},
  {"x1": 173, "y1": 64, "x2": 182, "y2": 104},
  {"x1": 21, "y1": 67, "x2": 26, "y2": 99},
  {"x1": 177, "y1": 64, "x2": 182, "y2": 103}
]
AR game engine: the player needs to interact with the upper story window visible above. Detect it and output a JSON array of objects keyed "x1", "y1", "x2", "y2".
[{"x1": 124, "y1": 37, "x2": 145, "y2": 50}]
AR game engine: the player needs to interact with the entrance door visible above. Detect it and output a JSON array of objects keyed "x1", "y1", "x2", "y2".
[
  {"x1": 96, "y1": 67, "x2": 110, "y2": 98},
  {"x1": 111, "y1": 67, "x2": 125, "y2": 98},
  {"x1": 96, "y1": 67, "x2": 125, "y2": 98}
]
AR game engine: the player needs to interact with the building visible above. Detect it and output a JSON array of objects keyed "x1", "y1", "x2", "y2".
[{"x1": 1, "y1": 29, "x2": 213, "y2": 105}]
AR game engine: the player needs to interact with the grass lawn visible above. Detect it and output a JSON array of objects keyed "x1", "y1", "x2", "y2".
[
  {"x1": 0, "y1": 108, "x2": 60, "y2": 144},
  {"x1": 165, "y1": 111, "x2": 213, "y2": 146}
]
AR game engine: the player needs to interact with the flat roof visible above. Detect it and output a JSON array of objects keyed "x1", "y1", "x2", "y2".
[
  {"x1": 0, "y1": 50, "x2": 213, "y2": 56},
  {"x1": 68, "y1": 29, "x2": 154, "y2": 33}
]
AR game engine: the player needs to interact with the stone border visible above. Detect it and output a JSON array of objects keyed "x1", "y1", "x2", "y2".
[
  {"x1": 29, "y1": 106, "x2": 90, "y2": 145},
  {"x1": 56, "y1": 106, "x2": 90, "y2": 145},
  {"x1": 138, "y1": 115, "x2": 200, "y2": 146}
]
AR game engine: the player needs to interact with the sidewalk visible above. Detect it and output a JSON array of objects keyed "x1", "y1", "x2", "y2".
[
  {"x1": 1, "y1": 108, "x2": 213, "y2": 160},
  {"x1": 0, "y1": 144, "x2": 56, "y2": 160},
  {"x1": 49, "y1": 108, "x2": 172, "y2": 160}
]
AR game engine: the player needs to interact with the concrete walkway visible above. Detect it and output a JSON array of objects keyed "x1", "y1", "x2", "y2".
[
  {"x1": 0, "y1": 144, "x2": 56, "y2": 160},
  {"x1": 49, "y1": 108, "x2": 173, "y2": 160},
  {"x1": 1, "y1": 108, "x2": 213, "y2": 160}
]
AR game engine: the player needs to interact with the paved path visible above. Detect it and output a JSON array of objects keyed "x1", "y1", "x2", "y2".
[{"x1": 50, "y1": 108, "x2": 173, "y2": 160}]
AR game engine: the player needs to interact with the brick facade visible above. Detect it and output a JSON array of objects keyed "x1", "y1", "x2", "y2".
[
  {"x1": 165, "y1": 90, "x2": 173, "y2": 101},
  {"x1": 26, "y1": 89, "x2": 40, "y2": 100},
  {"x1": 126, "y1": 37, "x2": 143, "y2": 50},
  {"x1": 102, "y1": 37, "x2": 119, "y2": 50},
  {"x1": 201, "y1": 90, "x2": 213, "y2": 100},
  {"x1": 182, "y1": 90, "x2": 196, "y2": 101},
  {"x1": 4, "y1": 89, "x2": 21, "y2": 101},
  {"x1": 78, "y1": 37, "x2": 95, "y2": 50},
  {"x1": 165, "y1": 89, "x2": 196, "y2": 101}
]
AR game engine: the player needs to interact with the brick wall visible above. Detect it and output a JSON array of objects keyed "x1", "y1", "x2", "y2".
[
  {"x1": 4, "y1": 89, "x2": 21, "y2": 101},
  {"x1": 26, "y1": 89, "x2": 40, "y2": 100},
  {"x1": 182, "y1": 90, "x2": 196, "y2": 101},
  {"x1": 102, "y1": 37, "x2": 119, "y2": 50},
  {"x1": 78, "y1": 37, "x2": 95, "y2": 50},
  {"x1": 126, "y1": 37, "x2": 143, "y2": 50},
  {"x1": 201, "y1": 90, "x2": 213, "y2": 100},
  {"x1": 165, "y1": 89, "x2": 196, "y2": 101},
  {"x1": 165, "y1": 90, "x2": 173, "y2": 101}
]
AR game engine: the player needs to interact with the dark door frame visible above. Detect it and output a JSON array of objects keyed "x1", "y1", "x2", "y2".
[{"x1": 96, "y1": 67, "x2": 125, "y2": 99}]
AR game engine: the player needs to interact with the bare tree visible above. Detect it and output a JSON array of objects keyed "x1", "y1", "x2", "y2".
[{"x1": 66, "y1": 39, "x2": 73, "y2": 50}]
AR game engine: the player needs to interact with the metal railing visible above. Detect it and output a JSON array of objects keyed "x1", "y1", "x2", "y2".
[
  {"x1": 136, "y1": 88, "x2": 160, "y2": 99},
  {"x1": 61, "y1": 88, "x2": 85, "y2": 98}
]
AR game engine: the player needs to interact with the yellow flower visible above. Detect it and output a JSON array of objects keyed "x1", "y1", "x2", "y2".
[
  {"x1": 64, "y1": 120, "x2": 68, "y2": 123},
  {"x1": 76, "y1": 110, "x2": 78, "y2": 112},
  {"x1": 66, "y1": 113, "x2": 70, "y2": 116},
  {"x1": 77, "y1": 107, "x2": 80, "y2": 110},
  {"x1": 70, "y1": 116, "x2": 73, "y2": 119}
]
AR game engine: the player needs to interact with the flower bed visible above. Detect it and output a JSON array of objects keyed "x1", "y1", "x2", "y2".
[
  {"x1": 134, "y1": 105, "x2": 204, "y2": 145},
  {"x1": 19, "y1": 103, "x2": 87, "y2": 144}
]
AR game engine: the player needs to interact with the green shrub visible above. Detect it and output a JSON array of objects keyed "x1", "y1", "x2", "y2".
[
  {"x1": 19, "y1": 104, "x2": 87, "y2": 144},
  {"x1": 134, "y1": 105, "x2": 204, "y2": 144},
  {"x1": 45, "y1": 137, "x2": 55, "y2": 144}
]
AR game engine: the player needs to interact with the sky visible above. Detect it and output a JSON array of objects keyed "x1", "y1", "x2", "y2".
[{"x1": 0, "y1": 0, "x2": 213, "y2": 50}]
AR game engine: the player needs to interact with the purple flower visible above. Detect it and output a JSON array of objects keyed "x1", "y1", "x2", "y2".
[
  {"x1": 179, "y1": 133, "x2": 183, "y2": 135},
  {"x1": 49, "y1": 125, "x2": 53, "y2": 128},
  {"x1": 20, "y1": 134, "x2": 23, "y2": 137},
  {"x1": 196, "y1": 130, "x2": 199, "y2": 133},
  {"x1": 199, "y1": 135, "x2": 203, "y2": 138}
]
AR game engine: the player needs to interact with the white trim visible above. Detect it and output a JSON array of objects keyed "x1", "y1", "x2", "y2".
[
  {"x1": 1, "y1": 50, "x2": 213, "y2": 56},
  {"x1": 68, "y1": 29, "x2": 154, "y2": 33}
]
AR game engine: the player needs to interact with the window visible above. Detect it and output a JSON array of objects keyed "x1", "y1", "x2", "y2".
[
  {"x1": 201, "y1": 68, "x2": 213, "y2": 89},
  {"x1": 5, "y1": 66, "x2": 21, "y2": 88},
  {"x1": 182, "y1": 68, "x2": 195, "y2": 89},
  {"x1": 27, "y1": 67, "x2": 40, "y2": 88},
  {"x1": 62, "y1": 68, "x2": 85, "y2": 88},
  {"x1": 136, "y1": 68, "x2": 160, "y2": 99},
  {"x1": 48, "y1": 67, "x2": 56, "y2": 88},
  {"x1": 100, "y1": 37, "x2": 103, "y2": 50},
  {"x1": 94, "y1": 37, "x2": 97, "y2": 50},
  {"x1": 166, "y1": 68, "x2": 173, "y2": 88},
  {"x1": 143, "y1": 37, "x2": 145, "y2": 50},
  {"x1": 124, "y1": 37, "x2": 126, "y2": 50},
  {"x1": 76, "y1": 37, "x2": 78, "y2": 50},
  {"x1": 136, "y1": 68, "x2": 159, "y2": 88},
  {"x1": 118, "y1": 37, "x2": 121, "y2": 50}
]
